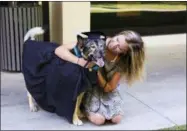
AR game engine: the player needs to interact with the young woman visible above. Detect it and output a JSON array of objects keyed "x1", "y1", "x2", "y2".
[
  {"x1": 56, "y1": 30, "x2": 145, "y2": 125},
  {"x1": 83, "y1": 30, "x2": 145, "y2": 125}
]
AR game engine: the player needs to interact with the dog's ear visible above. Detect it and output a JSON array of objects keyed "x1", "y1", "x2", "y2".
[
  {"x1": 77, "y1": 33, "x2": 88, "y2": 48},
  {"x1": 77, "y1": 37, "x2": 84, "y2": 47}
]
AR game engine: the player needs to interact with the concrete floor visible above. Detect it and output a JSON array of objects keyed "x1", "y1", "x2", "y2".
[{"x1": 1, "y1": 33, "x2": 186, "y2": 130}]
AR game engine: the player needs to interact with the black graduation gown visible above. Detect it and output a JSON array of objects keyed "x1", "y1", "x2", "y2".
[{"x1": 22, "y1": 40, "x2": 97, "y2": 123}]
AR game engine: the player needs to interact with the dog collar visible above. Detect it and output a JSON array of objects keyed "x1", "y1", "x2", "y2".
[
  {"x1": 92, "y1": 65, "x2": 99, "y2": 71},
  {"x1": 73, "y1": 45, "x2": 82, "y2": 58}
]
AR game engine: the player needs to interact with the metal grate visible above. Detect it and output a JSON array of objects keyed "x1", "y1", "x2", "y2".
[{"x1": 0, "y1": 6, "x2": 43, "y2": 72}]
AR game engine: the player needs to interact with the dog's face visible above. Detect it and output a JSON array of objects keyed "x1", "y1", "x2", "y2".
[
  {"x1": 81, "y1": 39, "x2": 105, "y2": 67},
  {"x1": 77, "y1": 32, "x2": 106, "y2": 67}
]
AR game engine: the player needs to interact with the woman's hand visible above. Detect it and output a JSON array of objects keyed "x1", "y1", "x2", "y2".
[
  {"x1": 86, "y1": 62, "x2": 96, "y2": 69},
  {"x1": 77, "y1": 58, "x2": 89, "y2": 68},
  {"x1": 77, "y1": 59, "x2": 96, "y2": 68}
]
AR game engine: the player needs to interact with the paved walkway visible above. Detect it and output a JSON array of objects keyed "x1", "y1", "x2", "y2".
[{"x1": 1, "y1": 34, "x2": 186, "y2": 130}]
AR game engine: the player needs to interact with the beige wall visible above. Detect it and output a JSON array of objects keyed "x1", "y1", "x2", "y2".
[{"x1": 49, "y1": 2, "x2": 90, "y2": 45}]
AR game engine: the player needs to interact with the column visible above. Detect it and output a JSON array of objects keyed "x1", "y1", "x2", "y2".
[{"x1": 49, "y1": 2, "x2": 90, "y2": 44}]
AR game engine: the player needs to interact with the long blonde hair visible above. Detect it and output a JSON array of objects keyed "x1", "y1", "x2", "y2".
[{"x1": 117, "y1": 30, "x2": 145, "y2": 86}]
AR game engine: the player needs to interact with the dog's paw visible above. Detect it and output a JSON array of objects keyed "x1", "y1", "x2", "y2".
[
  {"x1": 73, "y1": 119, "x2": 83, "y2": 126},
  {"x1": 30, "y1": 104, "x2": 39, "y2": 112}
]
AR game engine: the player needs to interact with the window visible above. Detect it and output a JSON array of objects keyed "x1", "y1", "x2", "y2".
[{"x1": 91, "y1": 2, "x2": 186, "y2": 36}]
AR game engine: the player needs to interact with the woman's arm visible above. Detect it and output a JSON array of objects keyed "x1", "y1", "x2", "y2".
[
  {"x1": 54, "y1": 43, "x2": 88, "y2": 67},
  {"x1": 97, "y1": 71, "x2": 121, "y2": 92}
]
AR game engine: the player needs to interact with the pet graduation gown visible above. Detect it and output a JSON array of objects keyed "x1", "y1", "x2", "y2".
[{"x1": 22, "y1": 40, "x2": 96, "y2": 123}]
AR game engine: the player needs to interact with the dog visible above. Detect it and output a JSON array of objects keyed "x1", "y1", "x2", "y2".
[
  {"x1": 23, "y1": 27, "x2": 106, "y2": 125},
  {"x1": 72, "y1": 31, "x2": 106, "y2": 125}
]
